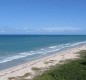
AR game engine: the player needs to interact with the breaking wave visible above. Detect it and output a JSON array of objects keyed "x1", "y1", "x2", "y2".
[{"x1": 0, "y1": 41, "x2": 86, "y2": 64}]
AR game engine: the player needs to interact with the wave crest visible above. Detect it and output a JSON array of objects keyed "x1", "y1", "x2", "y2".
[{"x1": 0, "y1": 41, "x2": 86, "y2": 64}]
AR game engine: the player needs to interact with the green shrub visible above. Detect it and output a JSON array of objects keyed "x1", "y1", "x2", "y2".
[{"x1": 33, "y1": 50, "x2": 86, "y2": 80}]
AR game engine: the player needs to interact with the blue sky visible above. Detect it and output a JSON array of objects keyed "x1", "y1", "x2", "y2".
[{"x1": 0, "y1": 0, "x2": 86, "y2": 35}]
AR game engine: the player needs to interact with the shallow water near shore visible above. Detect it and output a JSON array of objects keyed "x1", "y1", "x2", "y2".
[{"x1": 0, "y1": 35, "x2": 86, "y2": 70}]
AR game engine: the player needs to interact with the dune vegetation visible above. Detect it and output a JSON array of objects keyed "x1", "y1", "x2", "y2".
[{"x1": 33, "y1": 50, "x2": 86, "y2": 80}]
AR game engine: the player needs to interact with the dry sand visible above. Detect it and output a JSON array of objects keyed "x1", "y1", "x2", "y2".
[{"x1": 0, "y1": 44, "x2": 86, "y2": 80}]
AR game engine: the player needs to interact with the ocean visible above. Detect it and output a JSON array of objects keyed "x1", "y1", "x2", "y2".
[{"x1": 0, "y1": 35, "x2": 86, "y2": 70}]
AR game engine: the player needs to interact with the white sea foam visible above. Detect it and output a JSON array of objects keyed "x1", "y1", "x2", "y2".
[
  {"x1": 0, "y1": 41, "x2": 86, "y2": 64},
  {"x1": 49, "y1": 46, "x2": 57, "y2": 49},
  {"x1": 0, "y1": 52, "x2": 35, "y2": 63},
  {"x1": 41, "y1": 49, "x2": 44, "y2": 50}
]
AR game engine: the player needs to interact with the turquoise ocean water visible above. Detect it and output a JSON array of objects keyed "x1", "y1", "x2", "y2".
[{"x1": 0, "y1": 35, "x2": 86, "y2": 70}]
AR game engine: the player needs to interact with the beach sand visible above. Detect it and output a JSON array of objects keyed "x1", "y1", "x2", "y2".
[{"x1": 0, "y1": 44, "x2": 86, "y2": 80}]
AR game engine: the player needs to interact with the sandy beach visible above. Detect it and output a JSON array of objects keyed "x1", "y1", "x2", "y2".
[{"x1": 0, "y1": 44, "x2": 86, "y2": 80}]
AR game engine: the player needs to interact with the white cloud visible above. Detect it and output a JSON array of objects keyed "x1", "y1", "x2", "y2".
[
  {"x1": 0, "y1": 30, "x2": 5, "y2": 33},
  {"x1": 0, "y1": 27, "x2": 82, "y2": 34},
  {"x1": 38, "y1": 27, "x2": 81, "y2": 32}
]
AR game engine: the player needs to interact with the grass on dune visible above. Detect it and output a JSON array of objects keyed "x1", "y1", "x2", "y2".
[
  {"x1": 33, "y1": 50, "x2": 86, "y2": 80},
  {"x1": 8, "y1": 72, "x2": 31, "y2": 80}
]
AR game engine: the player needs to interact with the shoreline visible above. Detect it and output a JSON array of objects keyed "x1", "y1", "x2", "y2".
[{"x1": 0, "y1": 44, "x2": 86, "y2": 80}]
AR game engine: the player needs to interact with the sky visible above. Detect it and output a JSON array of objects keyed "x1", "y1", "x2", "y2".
[{"x1": 0, "y1": 0, "x2": 86, "y2": 35}]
